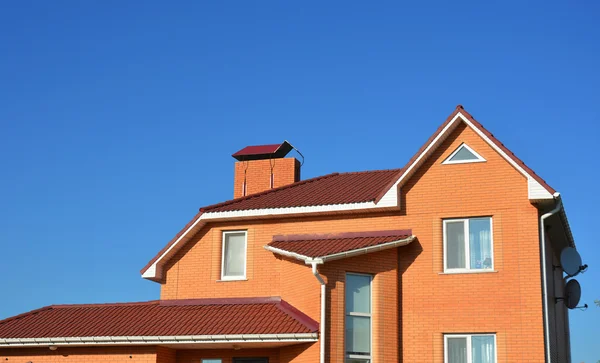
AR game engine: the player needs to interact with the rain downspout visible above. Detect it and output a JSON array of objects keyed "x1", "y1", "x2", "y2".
[
  {"x1": 311, "y1": 261, "x2": 326, "y2": 363},
  {"x1": 540, "y1": 194, "x2": 562, "y2": 363}
]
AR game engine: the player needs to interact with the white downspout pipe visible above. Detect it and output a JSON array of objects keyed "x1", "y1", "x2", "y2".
[
  {"x1": 540, "y1": 194, "x2": 562, "y2": 363},
  {"x1": 311, "y1": 261, "x2": 326, "y2": 363}
]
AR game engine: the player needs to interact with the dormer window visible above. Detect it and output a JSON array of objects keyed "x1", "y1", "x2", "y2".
[
  {"x1": 442, "y1": 143, "x2": 486, "y2": 164},
  {"x1": 221, "y1": 231, "x2": 247, "y2": 280}
]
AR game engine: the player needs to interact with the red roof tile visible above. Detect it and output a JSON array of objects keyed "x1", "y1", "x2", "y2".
[
  {"x1": 202, "y1": 169, "x2": 402, "y2": 213},
  {"x1": 0, "y1": 297, "x2": 317, "y2": 339},
  {"x1": 267, "y1": 230, "x2": 413, "y2": 258}
]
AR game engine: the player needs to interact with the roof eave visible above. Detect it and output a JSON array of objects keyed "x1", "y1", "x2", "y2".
[
  {"x1": 264, "y1": 235, "x2": 416, "y2": 264},
  {"x1": 0, "y1": 333, "x2": 319, "y2": 348},
  {"x1": 141, "y1": 202, "x2": 401, "y2": 281}
]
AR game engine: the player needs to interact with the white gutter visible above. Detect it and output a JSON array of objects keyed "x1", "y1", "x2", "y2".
[
  {"x1": 263, "y1": 236, "x2": 415, "y2": 265},
  {"x1": 0, "y1": 333, "x2": 319, "y2": 348},
  {"x1": 311, "y1": 262, "x2": 326, "y2": 363},
  {"x1": 540, "y1": 193, "x2": 563, "y2": 363}
]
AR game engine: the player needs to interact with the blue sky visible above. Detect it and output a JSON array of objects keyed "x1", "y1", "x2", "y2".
[{"x1": 0, "y1": 1, "x2": 598, "y2": 361}]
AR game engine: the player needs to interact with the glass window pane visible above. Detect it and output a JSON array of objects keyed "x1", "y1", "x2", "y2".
[
  {"x1": 346, "y1": 274, "x2": 371, "y2": 314},
  {"x1": 450, "y1": 146, "x2": 479, "y2": 161},
  {"x1": 223, "y1": 232, "x2": 246, "y2": 277},
  {"x1": 446, "y1": 221, "x2": 465, "y2": 269},
  {"x1": 447, "y1": 337, "x2": 467, "y2": 363},
  {"x1": 346, "y1": 360, "x2": 370, "y2": 363},
  {"x1": 472, "y1": 335, "x2": 496, "y2": 363},
  {"x1": 469, "y1": 218, "x2": 492, "y2": 270},
  {"x1": 346, "y1": 315, "x2": 371, "y2": 355},
  {"x1": 202, "y1": 360, "x2": 222, "y2": 363}
]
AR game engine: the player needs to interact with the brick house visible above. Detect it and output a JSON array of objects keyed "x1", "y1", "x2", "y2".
[{"x1": 0, "y1": 106, "x2": 581, "y2": 363}]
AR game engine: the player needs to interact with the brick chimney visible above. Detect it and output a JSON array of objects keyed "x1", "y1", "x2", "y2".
[{"x1": 232, "y1": 141, "x2": 301, "y2": 199}]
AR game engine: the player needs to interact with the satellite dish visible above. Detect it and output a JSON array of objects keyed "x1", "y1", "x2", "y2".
[
  {"x1": 560, "y1": 247, "x2": 582, "y2": 277},
  {"x1": 565, "y1": 279, "x2": 581, "y2": 309}
]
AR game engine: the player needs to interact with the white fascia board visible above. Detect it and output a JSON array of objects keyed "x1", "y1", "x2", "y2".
[
  {"x1": 264, "y1": 236, "x2": 415, "y2": 264},
  {"x1": 459, "y1": 114, "x2": 553, "y2": 200},
  {"x1": 263, "y1": 245, "x2": 314, "y2": 263},
  {"x1": 143, "y1": 199, "x2": 400, "y2": 280},
  {"x1": 200, "y1": 200, "x2": 395, "y2": 220},
  {"x1": 379, "y1": 112, "x2": 553, "y2": 202},
  {"x1": 0, "y1": 333, "x2": 319, "y2": 347}
]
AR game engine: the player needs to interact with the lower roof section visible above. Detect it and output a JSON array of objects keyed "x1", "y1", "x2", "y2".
[
  {"x1": 265, "y1": 229, "x2": 414, "y2": 263},
  {"x1": 0, "y1": 297, "x2": 318, "y2": 348}
]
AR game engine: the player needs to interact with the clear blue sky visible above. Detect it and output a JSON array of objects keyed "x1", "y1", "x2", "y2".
[{"x1": 0, "y1": 1, "x2": 598, "y2": 361}]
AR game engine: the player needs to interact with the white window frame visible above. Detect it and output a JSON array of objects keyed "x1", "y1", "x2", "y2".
[
  {"x1": 442, "y1": 143, "x2": 486, "y2": 164},
  {"x1": 444, "y1": 334, "x2": 497, "y2": 363},
  {"x1": 220, "y1": 230, "x2": 247, "y2": 281},
  {"x1": 443, "y1": 217, "x2": 494, "y2": 273},
  {"x1": 345, "y1": 272, "x2": 373, "y2": 363}
]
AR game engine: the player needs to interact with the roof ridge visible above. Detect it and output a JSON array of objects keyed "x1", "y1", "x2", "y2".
[
  {"x1": 334, "y1": 168, "x2": 403, "y2": 176},
  {"x1": 159, "y1": 297, "x2": 281, "y2": 306},
  {"x1": 200, "y1": 172, "x2": 341, "y2": 212},
  {"x1": 50, "y1": 300, "x2": 159, "y2": 309}
]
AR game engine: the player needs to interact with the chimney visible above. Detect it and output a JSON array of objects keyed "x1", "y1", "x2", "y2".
[{"x1": 232, "y1": 141, "x2": 301, "y2": 199}]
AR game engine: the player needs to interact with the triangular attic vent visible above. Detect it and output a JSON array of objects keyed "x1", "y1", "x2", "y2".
[{"x1": 442, "y1": 143, "x2": 486, "y2": 164}]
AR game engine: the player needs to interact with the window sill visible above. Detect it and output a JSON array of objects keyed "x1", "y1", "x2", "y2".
[
  {"x1": 217, "y1": 278, "x2": 248, "y2": 282},
  {"x1": 439, "y1": 269, "x2": 498, "y2": 275}
]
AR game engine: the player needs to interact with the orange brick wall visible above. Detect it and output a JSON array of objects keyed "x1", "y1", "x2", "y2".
[
  {"x1": 233, "y1": 158, "x2": 300, "y2": 198},
  {"x1": 0, "y1": 346, "x2": 157, "y2": 363},
  {"x1": 157, "y1": 121, "x2": 546, "y2": 362}
]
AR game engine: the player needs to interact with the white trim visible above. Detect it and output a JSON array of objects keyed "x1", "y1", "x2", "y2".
[
  {"x1": 142, "y1": 202, "x2": 397, "y2": 280},
  {"x1": 0, "y1": 333, "x2": 319, "y2": 348},
  {"x1": 221, "y1": 230, "x2": 248, "y2": 281},
  {"x1": 442, "y1": 143, "x2": 486, "y2": 165},
  {"x1": 263, "y1": 236, "x2": 415, "y2": 264},
  {"x1": 438, "y1": 270, "x2": 498, "y2": 275},
  {"x1": 444, "y1": 333, "x2": 497, "y2": 363},
  {"x1": 345, "y1": 273, "x2": 373, "y2": 362},
  {"x1": 383, "y1": 112, "x2": 553, "y2": 201},
  {"x1": 443, "y1": 217, "x2": 494, "y2": 273},
  {"x1": 202, "y1": 201, "x2": 391, "y2": 220},
  {"x1": 459, "y1": 114, "x2": 553, "y2": 200},
  {"x1": 142, "y1": 110, "x2": 556, "y2": 281}
]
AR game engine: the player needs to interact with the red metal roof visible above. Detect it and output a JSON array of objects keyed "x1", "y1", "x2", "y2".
[
  {"x1": 0, "y1": 297, "x2": 317, "y2": 339},
  {"x1": 202, "y1": 169, "x2": 402, "y2": 213},
  {"x1": 141, "y1": 105, "x2": 558, "y2": 277},
  {"x1": 268, "y1": 230, "x2": 413, "y2": 258}
]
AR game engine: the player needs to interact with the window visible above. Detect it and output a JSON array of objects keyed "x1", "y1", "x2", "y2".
[
  {"x1": 445, "y1": 334, "x2": 496, "y2": 363},
  {"x1": 443, "y1": 218, "x2": 493, "y2": 272},
  {"x1": 345, "y1": 273, "x2": 372, "y2": 363},
  {"x1": 202, "y1": 360, "x2": 222, "y2": 363},
  {"x1": 221, "y1": 231, "x2": 247, "y2": 280},
  {"x1": 442, "y1": 143, "x2": 486, "y2": 164}
]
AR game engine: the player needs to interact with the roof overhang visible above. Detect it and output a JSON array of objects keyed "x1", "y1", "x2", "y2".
[
  {"x1": 0, "y1": 333, "x2": 318, "y2": 348},
  {"x1": 141, "y1": 202, "x2": 401, "y2": 281},
  {"x1": 141, "y1": 106, "x2": 570, "y2": 281},
  {"x1": 375, "y1": 109, "x2": 555, "y2": 203},
  {"x1": 264, "y1": 235, "x2": 415, "y2": 264}
]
